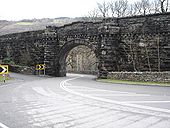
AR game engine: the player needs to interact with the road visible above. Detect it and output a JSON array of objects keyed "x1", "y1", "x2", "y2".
[{"x1": 0, "y1": 73, "x2": 170, "y2": 128}]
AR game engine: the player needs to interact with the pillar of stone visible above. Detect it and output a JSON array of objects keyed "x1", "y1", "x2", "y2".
[
  {"x1": 43, "y1": 26, "x2": 60, "y2": 76},
  {"x1": 98, "y1": 23, "x2": 120, "y2": 78}
]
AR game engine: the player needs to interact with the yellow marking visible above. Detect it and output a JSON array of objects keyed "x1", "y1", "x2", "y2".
[
  {"x1": 0, "y1": 65, "x2": 8, "y2": 74},
  {"x1": 36, "y1": 64, "x2": 45, "y2": 70}
]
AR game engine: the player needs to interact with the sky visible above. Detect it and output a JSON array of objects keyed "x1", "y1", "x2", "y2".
[{"x1": 0, "y1": 0, "x2": 136, "y2": 21}]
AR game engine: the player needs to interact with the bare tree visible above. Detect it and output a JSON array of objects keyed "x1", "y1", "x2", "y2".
[
  {"x1": 134, "y1": 0, "x2": 151, "y2": 15},
  {"x1": 144, "y1": 39, "x2": 152, "y2": 72},
  {"x1": 160, "y1": 0, "x2": 166, "y2": 12},
  {"x1": 121, "y1": 39, "x2": 138, "y2": 72},
  {"x1": 157, "y1": 36, "x2": 161, "y2": 72},
  {"x1": 159, "y1": 0, "x2": 169, "y2": 12},
  {"x1": 134, "y1": 1, "x2": 142, "y2": 15},
  {"x1": 89, "y1": 0, "x2": 170, "y2": 20},
  {"x1": 127, "y1": 4, "x2": 136, "y2": 16},
  {"x1": 88, "y1": 9, "x2": 99, "y2": 18},
  {"x1": 110, "y1": 0, "x2": 115, "y2": 17},
  {"x1": 87, "y1": 9, "x2": 100, "y2": 22},
  {"x1": 166, "y1": 0, "x2": 170, "y2": 12},
  {"x1": 110, "y1": 0, "x2": 129, "y2": 17},
  {"x1": 114, "y1": 0, "x2": 128, "y2": 17},
  {"x1": 97, "y1": 1, "x2": 110, "y2": 18},
  {"x1": 151, "y1": 0, "x2": 161, "y2": 13}
]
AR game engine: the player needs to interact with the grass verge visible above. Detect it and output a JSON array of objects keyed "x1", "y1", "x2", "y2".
[
  {"x1": 97, "y1": 79, "x2": 170, "y2": 87},
  {"x1": 0, "y1": 75, "x2": 11, "y2": 83}
]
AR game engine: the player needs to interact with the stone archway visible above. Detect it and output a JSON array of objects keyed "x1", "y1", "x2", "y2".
[
  {"x1": 57, "y1": 39, "x2": 99, "y2": 77},
  {"x1": 66, "y1": 45, "x2": 98, "y2": 74}
]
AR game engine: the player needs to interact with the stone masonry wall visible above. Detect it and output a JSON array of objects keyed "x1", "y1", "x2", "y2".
[
  {"x1": 0, "y1": 30, "x2": 45, "y2": 66},
  {"x1": 0, "y1": 13, "x2": 170, "y2": 77},
  {"x1": 107, "y1": 72, "x2": 170, "y2": 83}
]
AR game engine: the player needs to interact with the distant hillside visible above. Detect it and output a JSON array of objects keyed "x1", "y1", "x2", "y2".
[{"x1": 0, "y1": 17, "x2": 86, "y2": 36}]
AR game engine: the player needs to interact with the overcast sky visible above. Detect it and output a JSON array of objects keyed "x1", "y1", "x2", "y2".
[{"x1": 0, "y1": 0, "x2": 136, "y2": 21}]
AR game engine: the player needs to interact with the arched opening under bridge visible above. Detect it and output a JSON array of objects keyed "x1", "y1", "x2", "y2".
[{"x1": 58, "y1": 39, "x2": 99, "y2": 77}]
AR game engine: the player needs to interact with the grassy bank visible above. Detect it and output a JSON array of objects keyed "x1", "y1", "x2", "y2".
[
  {"x1": 97, "y1": 79, "x2": 170, "y2": 87},
  {"x1": 0, "y1": 75, "x2": 11, "y2": 83}
]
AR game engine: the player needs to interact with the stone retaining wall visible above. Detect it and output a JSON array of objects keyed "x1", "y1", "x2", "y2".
[
  {"x1": 9, "y1": 65, "x2": 35, "y2": 75},
  {"x1": 107, "y1": 72, "x2": 170, "y2": 83},
  {"x1": 67, "y1": 70, "x2": 98, "y2": 75}
]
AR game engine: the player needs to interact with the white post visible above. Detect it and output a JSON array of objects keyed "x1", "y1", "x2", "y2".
[
  {"x1": 3, "y1": 74, "x2": 5, "y2": 83},
  {"x1": 44, "y1": 64, "x2": 45, "y2": 76}
]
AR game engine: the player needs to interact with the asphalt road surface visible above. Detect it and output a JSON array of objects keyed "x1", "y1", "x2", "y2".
[{"x1": 0, "y1": 73, "x2": 170, "y2": 128}]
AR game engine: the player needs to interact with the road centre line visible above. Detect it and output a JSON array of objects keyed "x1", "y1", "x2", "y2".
[{"x1": 60, "y1": 76, "x2": 170, "y2": 115}]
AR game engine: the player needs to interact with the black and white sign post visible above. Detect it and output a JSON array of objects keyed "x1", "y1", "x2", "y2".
[
  {"x1": 43, "y1": 64, "x2": 46, "y2": 76},
  {"x1": 36, "y1": 64, "x2": 45, "y2": 76},
  {"x1": 2, "y1": 74, "x2": 5, "y2": 83},
  {"x1": 0, "y1": 65, "x2": 9, "y2": 83}
]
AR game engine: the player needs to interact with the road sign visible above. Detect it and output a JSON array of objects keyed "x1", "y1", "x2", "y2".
[
  {"x1": 0, "y1": 65, "x2": 8, "y2": 74},
  {"x1": 36, "y1": 64, "x2": 45, "y2": 70}
]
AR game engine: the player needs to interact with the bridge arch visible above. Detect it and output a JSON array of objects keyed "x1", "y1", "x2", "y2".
[
  {"x1": 57, "y1": 39, "x2": 99, "y2": 76},
  {"x1": 0, "y1": 13, "x2": 170, "y2": 78}
]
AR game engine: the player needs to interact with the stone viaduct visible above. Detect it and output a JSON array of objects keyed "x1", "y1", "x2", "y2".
[{"x1": 0, "y1": 13, "x2": 170, "y2": 78}]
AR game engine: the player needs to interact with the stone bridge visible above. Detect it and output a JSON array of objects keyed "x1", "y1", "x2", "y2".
[{"x1": 0, "y1": 13, "x2": 170, "y2": 78}]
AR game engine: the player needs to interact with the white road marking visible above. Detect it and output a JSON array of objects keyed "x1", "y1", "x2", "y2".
[
  {"x1": 67, "y1": 86, "x2": 132, "y2": 93},
  {"x1": 67, "y1": 86, "x2": 151, "y2": 96},
  {"x1": 0, "y1": 122, "x2": 9, "y2": 128},
  {"x1": 122, "y1": 101, "x2": 170, "y2": 103},
  {"x1": 60, "y1": 76, "x2": 170, "y2": 116},
  {"x1": 32, "y1": 87, "x2": 55, "y2": 97},
  {"x1": 89, "y1": 94, "x2": 151, "y2": 96}
]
